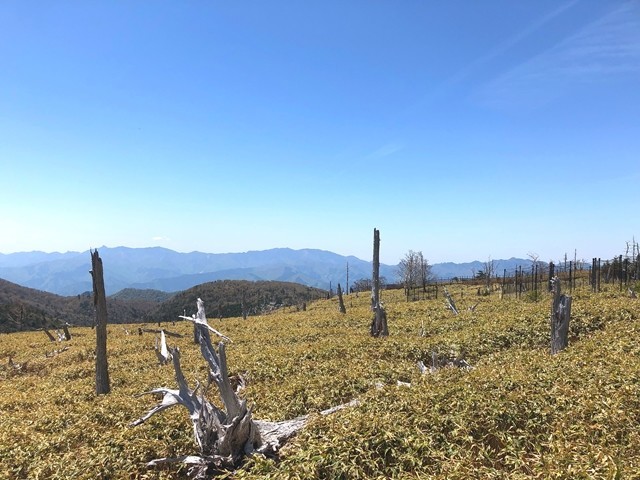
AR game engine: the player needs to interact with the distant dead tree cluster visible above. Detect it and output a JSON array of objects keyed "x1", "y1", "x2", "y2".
[{"x1": 397, "y1": 250, "x2": 432, "y2": 301}]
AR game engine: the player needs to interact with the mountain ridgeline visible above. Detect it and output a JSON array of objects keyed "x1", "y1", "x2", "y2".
[
  {"x1": 0, "y1": 246, "x2": 536, "y2": 297},
  {"x1": 0, "y1": 247, "x2": 396, "y2": 296}
]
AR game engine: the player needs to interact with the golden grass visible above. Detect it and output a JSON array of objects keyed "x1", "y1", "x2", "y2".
[{"x1": 0, "y1": 285, "x2": 638, "y2": 479}]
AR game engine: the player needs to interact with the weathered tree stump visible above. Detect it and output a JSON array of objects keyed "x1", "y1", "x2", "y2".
[
  {"x1": 337, "y1": 283, "x2": 346, "y2": 314},
  {"x1": 370, "y1": 228, "x2": 388, "y2": 337},
  {"x1": 155, "y1": 330, "x2": 172, "y2": 365},
  {"x1": 550, "y1": 276, "x2": 571, "y2": 355},
  {"x1": 133, "y1": 299, "x2": 356, "y2": 477},
  {"x1": 62, "y1": 323, "x2": 72, "y2": 341},
  {"x1": 91, "y1": 249, "x2": 110, "y2": 395}
]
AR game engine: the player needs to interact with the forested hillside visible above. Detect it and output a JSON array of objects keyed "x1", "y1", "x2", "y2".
[
  {"x1": 0, "y1": 279, "x2": 157, "y2": 333},
  {"x1": 146, "y1": 279, "x2": 327, "y2": 323}
]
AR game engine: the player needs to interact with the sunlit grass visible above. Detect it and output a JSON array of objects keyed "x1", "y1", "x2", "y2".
[{"x1": 0, "y1": 285, "x2": 638, "y2": 479}]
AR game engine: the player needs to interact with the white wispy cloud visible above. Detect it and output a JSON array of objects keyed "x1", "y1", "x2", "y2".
[
  {"x1": 152, "y1": 236, "x2": 170, "y2": 242},
  {"x1": 476, "y1": 1, "x2": 640, "y2": 108},
  {"x1": 367, "y1": 143, "x2": 404, "y2": 159}
]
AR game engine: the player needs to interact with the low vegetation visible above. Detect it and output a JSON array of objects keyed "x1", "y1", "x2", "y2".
[{"x1": 0, "y1": 283, "x2": 638, "y2": 479}]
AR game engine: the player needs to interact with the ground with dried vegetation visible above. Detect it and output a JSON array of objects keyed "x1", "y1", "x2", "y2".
[{"x1": 1, "y1": 284, "x2": 639, "y2": 479}]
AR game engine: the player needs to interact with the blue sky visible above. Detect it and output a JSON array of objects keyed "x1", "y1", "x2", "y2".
[{"x1": 1, "y1": 1, "x2": 638, "y2": 264}]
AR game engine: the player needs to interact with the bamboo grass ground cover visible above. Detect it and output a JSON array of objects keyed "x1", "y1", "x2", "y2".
[{"x1": 0, "y1": 286, "x2": 638, "y2": 479}]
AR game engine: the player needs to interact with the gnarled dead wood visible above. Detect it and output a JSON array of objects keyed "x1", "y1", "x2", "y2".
[
  {"x1": 132, "y1": 299, "x2": 357, "y2": 477},
  {"x1": 443, "y1": 288, "x2": 459, "y2": 315}
]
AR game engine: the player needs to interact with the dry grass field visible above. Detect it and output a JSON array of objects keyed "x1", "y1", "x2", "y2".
[{"x1": 1, "y1": 284, "x2": 639, "y2": 479}]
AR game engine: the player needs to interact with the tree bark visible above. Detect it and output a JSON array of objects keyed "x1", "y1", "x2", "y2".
[
  {"x1": 91, "y1": 250, "x2": 110, "y2": 395},
  {"x1": 550, "y1": 276, "x2": 571, "y2": 355}
]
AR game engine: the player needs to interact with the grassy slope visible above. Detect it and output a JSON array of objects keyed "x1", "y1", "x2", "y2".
[{"x1": 0, "y1": 286, "x2": 638, "y2": 479}]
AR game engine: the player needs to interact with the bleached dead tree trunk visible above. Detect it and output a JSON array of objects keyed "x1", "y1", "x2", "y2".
[
  {"x1": 370, "y1": 228, "x2": 388, "y2": 337},
  {"x1": 443, "y1": 288, "x2": 459, "y2": 315},
  {"x1": 550, "y1": 276, "x2": 571, "y2": 355},
  {"x1": 91, "y1": 249, "x2": 110, "y2": 395},
  {"x1": 133, "y1": 299, "x2": 357, "y2": 477}
]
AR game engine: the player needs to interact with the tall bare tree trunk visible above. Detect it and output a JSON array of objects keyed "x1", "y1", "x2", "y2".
[
  {"x1": 337, "y1": 283, "x2": 346, "y2": 314},
  {"x1": 91, "y1": 250, "x2": 110, "y2": 395},
  {"x1": 370, "y1": 228, "x2": 388, "y2": 337}
]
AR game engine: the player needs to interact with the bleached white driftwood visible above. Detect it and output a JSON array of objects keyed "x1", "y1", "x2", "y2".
[
  {"x1": 443, "y1": 288, "x2": 459, "y2": 315},
  {"x1": 155, "y1": 330, "x2": 172, "y2": 365},
  {"x1": 417, "y1": 351, "x2": 473, "y2": 375},
  {"x1": 132, "y1": 299, "x2": 357, "y2": 477},
  {"x1": 179, "y1": 298, "x2": 233, "y2": 343}
]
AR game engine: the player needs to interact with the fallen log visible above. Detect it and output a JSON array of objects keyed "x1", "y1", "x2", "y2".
[{"x1": 142, "y1": 328, "x2": 185, "y2": 338}]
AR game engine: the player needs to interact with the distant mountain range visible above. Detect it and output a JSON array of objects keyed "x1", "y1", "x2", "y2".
[{"x1": 0, "y1": 246, "x2": 535, "y2": 296}]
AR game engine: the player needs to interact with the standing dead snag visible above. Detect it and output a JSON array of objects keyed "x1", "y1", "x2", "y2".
[
  {"x1": 550, "y1": 276, "x2": 571, "y2": 355},
  {"x1": 370, "y1": 228, "x2": 388, "y2": 337},
  {"x1": 155, "y1": 330, "x2": 172, "y2": 365},
  {"x1": 337, "y1": 283, "x2": 346, "y2": 314},
  {"x1": 91, "y1": 249, "x2": 110, "y2": 395}
]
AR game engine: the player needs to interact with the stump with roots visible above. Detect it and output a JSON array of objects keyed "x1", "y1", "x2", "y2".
[{"x1": 132, "y1": 298, "x2": 355, "y2": 478}]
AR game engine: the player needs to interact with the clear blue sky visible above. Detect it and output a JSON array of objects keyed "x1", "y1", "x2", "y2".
[{"x1": 1, "y1": 1, "x2": 638, "y2": 265}]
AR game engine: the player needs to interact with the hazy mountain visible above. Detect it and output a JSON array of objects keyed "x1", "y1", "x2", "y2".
[
  {"x1": 0, "y1": 247, "x2": 537, "y2": 296},
  {"x1": 0, "y1": 247, "x2": 397, "y2": 295},
  {"x1": 431, "y1": 258, "x2": 534, "y2": 280}
]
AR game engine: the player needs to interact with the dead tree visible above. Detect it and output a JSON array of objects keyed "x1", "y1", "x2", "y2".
[
  {"x1": 337, "y1": 283, "x2": 346, "y2": 314},
  {"x1": 550, "y1": 276, "x2": 571, "y2": 355},
  {"x1": 43, "y1": 328, "x2": 56, "y2": 342},
  {"x1": 241, "y1": 289, "x2": 248, "y2": 320},
  {"x1": 91, "y1": 249, "x2": 110, "y2": 395},
  {"x1": 370, "y1": 228, "x2": 388, "y2": 336},
  {"x1": 62, "y1": 323, "x2": 72, "y2": 341},
  {"x1": 155, "y1": 330, "x2": 172, "y2": 365},
  {"x1": 133, "y1": 299, "x2": 356, "y2": 477},
  {"x1": 443, "y1": 288, "x2": 459, "y2": 315}
]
